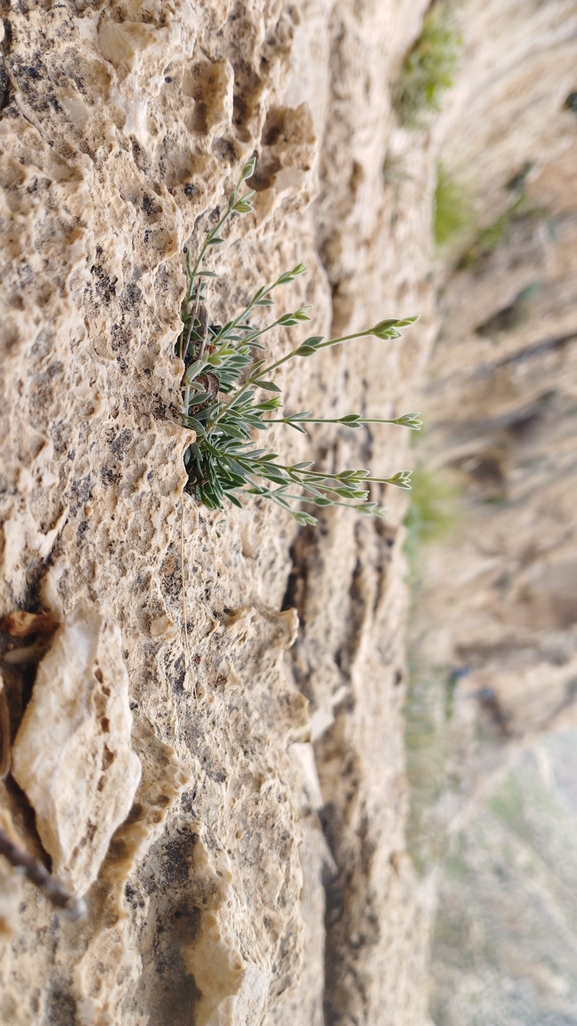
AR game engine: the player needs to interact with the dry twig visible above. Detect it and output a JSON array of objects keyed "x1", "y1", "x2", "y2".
[{"x1": 0, "y1": 828, "x2": 87, "y2": 920}]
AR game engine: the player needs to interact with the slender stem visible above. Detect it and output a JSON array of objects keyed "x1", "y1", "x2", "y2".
[
  {"x1": 248, "y1": 490, "x2": 375, "y2": 514},
  {"x1": 214, "y1": 311, "x2": 295, "y2": 352},
  {"x1": 205, "y1": 329, "x2": 372, "y2": 432},
  {"x1": 181, "y1": 298, "x2": 197, "y2": 363},
  {"x1": 213, "y1": 278, "x2": 284, "y2": 345},
  {"x1": 180, "y1": 499, "x2": 194, "y2": 693},
  {"x1": 0, "y1": 827, "x2": 86, "y2": 920},
  {"x1": 244, "y1": 459, "x2": 405, "y2": 488},
  {"x1": 265, "y1": 417, "x2": 406, "y2": 426},
  {"x1": 180, "y1": 187, "x2": 244, "y2": 408},
  {"x1": 315, "y1": 330, "x2": 372, "y2": 350},
  {"x1": 295, "y1": 471, "x2": 405, "y2": 486},
  {"x1": 188, "y1": 192, "x2": 237, "y2": 284},
  {"x1": 260, "y1": 329, "x2": 371, "y2": 377}
]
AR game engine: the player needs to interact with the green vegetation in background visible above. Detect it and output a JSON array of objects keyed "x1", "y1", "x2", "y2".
[
  {"x1": 434, "y1": 165, "x2": 474, "y2": 247},
  {"x1": 404, "y1": 466, "x2": 462, "y2": 585},
  {"x1": 394, "y1": 2, "x2": 462, "y2": 127},
  {"x1": 403, "y1": 468, "x2": 463, "y2": 872}
]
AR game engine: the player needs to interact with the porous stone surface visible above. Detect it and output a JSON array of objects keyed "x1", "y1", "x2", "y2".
[
  {"x1": 0, "y1": 1, "x2": 433, "y2": 1024},
  {"x1": 0, "y1": 0, "x2": 574, "y2": 1023},
  {"x1": 11, "y1": 599, "x2": 142, "y2": 896}
]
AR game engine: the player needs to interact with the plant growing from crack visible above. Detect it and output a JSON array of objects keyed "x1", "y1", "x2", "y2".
[
  {"x1": 394, "y1": 1, "x2": 462, "y2": 128},
  {"x1": 177, "y1": 159, "x2": 420, "y2": 526}
]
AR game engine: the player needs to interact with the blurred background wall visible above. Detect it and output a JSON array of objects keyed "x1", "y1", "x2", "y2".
[{"x1": 405, "y1": 1, "x2": 577, "y2": 1022}]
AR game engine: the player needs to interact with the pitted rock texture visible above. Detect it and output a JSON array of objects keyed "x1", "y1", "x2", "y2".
[
  {"x1": 0, "y1": 1, "x2": 434, "y2": 1024},
  {"x1": 11, "y1": 599, "x2": 142, "y2": 896},
  {"x1": 2, "y1": 0, "x2": 575, "y2": 1022}
]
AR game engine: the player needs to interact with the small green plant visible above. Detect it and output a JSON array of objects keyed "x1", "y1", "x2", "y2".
[
  {"x1": 394, "y1": 2, "x2": 462, "y2": 127},
  {"x1": 434, "y1": 165, "x2": 472, "y2": 247},
  {"x1": 177, "y1": 161, "x2": 420, "y2": 526}
]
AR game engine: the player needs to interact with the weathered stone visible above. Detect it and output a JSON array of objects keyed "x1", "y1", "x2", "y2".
[
  {"x1": 12, "y1": 600, "x2": 141, "y2": 896},
  {"x1": 0, "y1": 0, "x2": 573, "y2": 1022}
]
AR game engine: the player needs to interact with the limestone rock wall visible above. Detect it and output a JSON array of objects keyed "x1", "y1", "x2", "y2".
[
  {"x1": 414, "y1": 0, "x2": 577, "y2": 814},
  {"x1": 3, "y1": 0, "x2": 573, "y2": 1021},
  {"x1": 0, "y1": 2, "x2": 434, "y2": 1024}
]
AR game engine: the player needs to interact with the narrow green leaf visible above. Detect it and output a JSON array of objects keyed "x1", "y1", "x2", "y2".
[
  {"x1": 372, "y1": 318, "x2": 399, "y2": 332},
  {"x1": 277, "y1": 263, "x2": 306, "y2": 285}
]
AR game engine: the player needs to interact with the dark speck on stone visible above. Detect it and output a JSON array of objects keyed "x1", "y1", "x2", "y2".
[
  {"x1": 165, "y1": 76, "x2": 173, "y2": 83},
  {"x1": 184, "y1": 184, "x2": 195, "y2": 196}
]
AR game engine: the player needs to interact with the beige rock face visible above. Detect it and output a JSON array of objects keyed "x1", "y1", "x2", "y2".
[
  {"x1": 0, "y1": 1, "x2": 435, "y2": 1022},
  {"x1": 2, "y1": 0, "x2": 573, "y2": 1022},
  {"x1": 11, "y1": 599, "x2": 142, "y2": 896}
]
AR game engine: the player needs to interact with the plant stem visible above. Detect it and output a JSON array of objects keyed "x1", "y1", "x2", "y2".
[
  {"x1": 206, "y1": 330, "x2": 373, "y2": 432},
  {"x1": 0, "y1": 827, "x2": 86, "y2": 920},
  {"x1": 266, "y1": 417, "x2": 409, "y2": 426}
]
